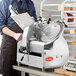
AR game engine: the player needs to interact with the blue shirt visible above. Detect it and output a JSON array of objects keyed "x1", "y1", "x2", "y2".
[{"x1": 0, "y1": 0, "x2": 37, "y2": 35}]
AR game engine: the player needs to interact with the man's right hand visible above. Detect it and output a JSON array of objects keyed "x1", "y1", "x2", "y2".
[{"x1": 13, "y1": 33, "x2": 23, "y2": 41}]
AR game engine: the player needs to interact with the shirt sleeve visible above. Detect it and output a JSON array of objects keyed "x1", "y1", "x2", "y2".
[
  {"x1": 0, "y1": 0, "x2": 9, "y2": 35},
  {"x1": 0, "y1": 11, "x2": 7, "y2": 34},
  {"x1": 28, "y1": 0, "x2": 37, "y2": 21}
]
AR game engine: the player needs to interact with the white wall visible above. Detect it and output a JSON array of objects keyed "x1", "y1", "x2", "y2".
[{"x1": 32, "y1": 0, "x2": 64, "y2": 17}]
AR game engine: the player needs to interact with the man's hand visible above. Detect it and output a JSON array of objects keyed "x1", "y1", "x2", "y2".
[{"x1": 13, "y1": 33, "x2": 23, "y2": 41}]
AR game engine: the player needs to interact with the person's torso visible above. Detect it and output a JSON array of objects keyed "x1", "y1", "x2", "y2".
[{"x1": 0, "y1": 0, "x2": 37, "y2": 28}]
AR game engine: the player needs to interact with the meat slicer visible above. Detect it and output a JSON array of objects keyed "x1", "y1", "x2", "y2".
[{"x1": 17, "y1": 17, "x2": 69, "y2": 70}]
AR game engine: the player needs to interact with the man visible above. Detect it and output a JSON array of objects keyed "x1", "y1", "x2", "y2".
[{"x1": 0, "y1": 0, "x2": 37, "y2": 76}]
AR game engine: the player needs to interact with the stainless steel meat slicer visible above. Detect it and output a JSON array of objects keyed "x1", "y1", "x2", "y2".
[
  {"x1": 16, "y1": 17, "x2": 69, "y2": 70},
  {"x1": 9, "y1": 3, "x2": 69, "y2": 71}
]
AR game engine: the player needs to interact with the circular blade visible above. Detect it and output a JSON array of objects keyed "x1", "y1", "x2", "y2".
[{"x1": 41, "y1": 21, "x2": 63, "y2": 43}]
